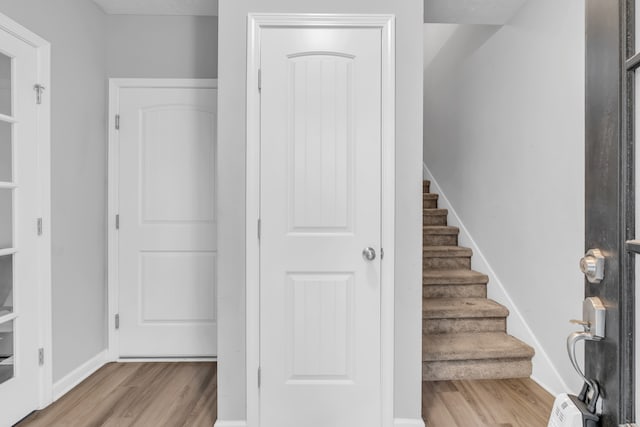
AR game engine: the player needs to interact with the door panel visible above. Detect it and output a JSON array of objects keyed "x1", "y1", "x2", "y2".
[
  {"x1": 0, "y1": 28, "x2": 41, "y2": 427},
  {"x1": 118, "y1": 87, "x2": 217, "y2": 357},
  {"x1": 585, "y1": 0, "x2": 634, "y2": 425},
  {"x1": 259, "y1": 27, "x2": 382, "y2": 427}
]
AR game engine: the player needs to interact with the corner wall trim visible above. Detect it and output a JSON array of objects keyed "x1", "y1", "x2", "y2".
[
  {"x1": 394, "y1": 418, "x2": 426, "y2": 427},
  {"x1": 213, "y1": 421, "x2": 247, "y2": 427},
  {"x1": 422, "y1": 163, "x2": 570, "y2": 396},
  {"x1": 52, "y1": 350, "x2": 108, "y2": 402}
]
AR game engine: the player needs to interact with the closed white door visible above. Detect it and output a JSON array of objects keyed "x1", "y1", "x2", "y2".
[
  {"x1": 259, "y1": 27, "x2": 382, "y2": 426},
  {"x1": 117, "y1": 85, "x2": 217, "y2": 357},
  {"x1": 0, "y1": 28, "x2": 41, "y2": 426}
]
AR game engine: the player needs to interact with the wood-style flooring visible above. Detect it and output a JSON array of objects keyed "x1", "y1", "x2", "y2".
[
  {"x1": 17, "y1": 363, "x2": 553, "y2": 427},
  {"x1": 423, "y1": 378, "x2": 554, "y2": 427},
  {"x1": 16, "y1": 362, "x2": 216, "y2": 427}
]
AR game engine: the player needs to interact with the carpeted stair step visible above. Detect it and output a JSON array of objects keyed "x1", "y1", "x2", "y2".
[
  {"x1": 423, "y1": 180, "x2": 431, "y2": 193},
  {"x1": 423, "y1": 246, "x2": 471, "y2": 270},
  {"x1": 422, "y1": 332, "x2": 534, "y2": 381},
  {"x1": 424, "y1": 225, "x2": 459, "y2": 246},
  {"x1": 423, "y1": 269, "x2": 488, "y2": 298},
  {"x1": 423, "y1": 208, "x2": 448, "y2": 226},
  {"x1": 423, "y1": 193, "x2": 438, "y2": 209},
  {"x1": 423, "y1": 298, "x2": 508, "y2": 334}
]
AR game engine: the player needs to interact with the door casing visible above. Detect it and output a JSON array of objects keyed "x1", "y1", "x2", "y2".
[
  {"x1": 107, "y1": 78, "x2": 218, "y2": 362},
  {"x1": 245, "y1": 13, "x2": 396, "y2": 427}
]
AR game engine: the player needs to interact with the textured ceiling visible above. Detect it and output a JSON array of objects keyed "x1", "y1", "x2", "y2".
[
  {"x1": 424, "y1": 0, "x2": 527, "y2": 24},
  {"x1": 91, "y1": 0, "x2": 218, "y2": 16}
]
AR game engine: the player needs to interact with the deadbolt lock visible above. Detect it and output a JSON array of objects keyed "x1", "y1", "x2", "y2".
[{"x1": 580, "y1": 249, "x2": 605, "y2": 284}]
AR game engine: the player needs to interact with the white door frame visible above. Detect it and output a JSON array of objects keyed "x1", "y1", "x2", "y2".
[
  {"x1": 245, "y1": 14, "x2": 396, "y2": 427},
  {"x1": 0, "y1": 12, "x2": 52, "y2": 409},
  {"x1": 107, "y1": 78, "x2": 218, "y2": 361}
]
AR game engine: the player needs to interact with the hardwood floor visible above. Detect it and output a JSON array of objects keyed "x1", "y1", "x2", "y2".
[
  {"x1": 17, "y1": 362, "x2": 216, "y2": 427},
  {"x1": 17, "y1": 363, "x2": 553, "y2": 426},
  {"x1": 423, "y1": 378, "x2": 554, "y2": 427}
]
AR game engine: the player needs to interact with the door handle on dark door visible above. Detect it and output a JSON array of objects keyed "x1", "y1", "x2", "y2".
[{"x1": 362, "y1": 247, "x2": 376, "y2": 261}]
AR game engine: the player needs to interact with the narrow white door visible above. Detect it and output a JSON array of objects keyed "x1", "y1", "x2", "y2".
[
  {"x1": 260, "y1": 27, "x2": 382, "y2": 426},
  {"x1": 0, "y1": 28, "x2": 41, "y2": 426},
  {"x1": 117, "y1": 86, "x2": 217, "y2": 357}
]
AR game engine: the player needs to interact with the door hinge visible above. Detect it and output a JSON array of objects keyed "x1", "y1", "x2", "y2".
[
  {"x1": 34, "y1": 84, "x2": 45, "y2": 105},
  {"x1": 115, "y1": 114, "x2": 120, "y2": 130},
  {"x1": 257, "y1": 218, "x2": 261, "y2": 240},
  {"x1": 258, "y1": 367, "x2": 261, "y2": 388},
  {"x1": 37, "y1": 218, "x2": 43, "y2": 236},
  {"x1": 115, "y1": 313, "x2": 120, "y2": 330},
  {"x1": 38, "y1": 348, "x2": 44, "y2": 366},
  {"x1": 115, "y1": 214, "x2": 120, "y2": 230},
  {"x1": 258, "y1": 69, "x2": 262, "y2": 92},
  {"x1": 380, "y1": 248, "x2": 384, "y2": 260}
]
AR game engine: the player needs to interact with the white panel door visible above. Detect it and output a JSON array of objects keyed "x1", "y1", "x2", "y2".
[
  {"x1": 0, "y1": 28, "x2": 41, "y2": 426},
  {"x1": 260, "y1": 27, "x2": 382, "y2": 426},
  {"x1": 118, "y1": 87, "x2": 217, "y2": 357}
]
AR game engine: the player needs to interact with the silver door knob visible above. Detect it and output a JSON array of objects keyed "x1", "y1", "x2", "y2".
[
  {"x1": 579, "y1": 249, "x2": 605, "y2": 284},
  {"x1": 362, "y1": 247, "x2": 376, "y2": 261}
]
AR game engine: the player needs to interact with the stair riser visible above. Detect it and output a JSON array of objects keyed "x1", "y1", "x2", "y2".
[
  {"x1": 423, "y1": 318, "x2": 506, "y2": 334},
  {"x1": 423, "y1": 182, "x2": 431, "y2": 193},
  {"x1": 423, "y1": 284, "x2": 486, "y2": 298},
  {"x1": 424, "y1": 257, "x2": 471, "y2": 270},
  {"x1": 423, "y1": 215, "x2": 447, "y2": 226},
  {"x1": 423, "y1": 234, "x2": 458, "y2": 246},
  {"x1": 423, "y1": 199, "x2": 438, "y2": 209},
  {"x1": 423, "y1": 358, "x2": 532, "y2": 381}
]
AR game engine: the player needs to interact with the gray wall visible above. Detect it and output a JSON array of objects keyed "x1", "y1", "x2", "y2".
[
  {"x1": 217, "y1": 0, "x2": 424, "y2": 422},
  {"x1": 107, "y1": 15, "x2": 218, "y2": 78},
  {"x1": 423, "y1": 0, "x2": 585, "y2": 392},
  {"x1": 0, "y1": 0, "x2": 108, "y2": 382}
]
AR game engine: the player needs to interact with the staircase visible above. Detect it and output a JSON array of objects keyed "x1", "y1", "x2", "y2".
[{"x1": 422, "y1": 180, "x2": 535, "y2": 381}]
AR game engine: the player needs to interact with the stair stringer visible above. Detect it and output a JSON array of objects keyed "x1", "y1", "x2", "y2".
[{"x1": 423, "y1": 163, "x2": 569, "y2": 396}]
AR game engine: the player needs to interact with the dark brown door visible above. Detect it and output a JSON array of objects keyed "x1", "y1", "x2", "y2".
[{"x1": 585, "y1": 1, "x2": 634, "y2": 425}]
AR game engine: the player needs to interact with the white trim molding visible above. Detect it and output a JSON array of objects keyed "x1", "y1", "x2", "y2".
[
  {"x1": 52, "y1": 350, "x2": 108, "y2": 402},
  {"x1": 394, "y1": 418, "x2": 426, "y2": 427},
  {"x1": 423, "y1": 163, "x2": 570, "y2": 396},
  {"x1": 107, "y1": 78, "x2": 218, "y2": 361},
  {"x1": 246, "y1": 14, "x2": 396, "y2": 427},
  {"x1": 0, "y1": 12, "x2": 53, "y2": 410},
  {"x1": 213, "y1": 422, "x2": 248, "y2": 427}
]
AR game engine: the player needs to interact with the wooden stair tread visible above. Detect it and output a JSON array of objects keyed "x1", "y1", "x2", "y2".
[
  {"x1": 423, "y1": 332, "x2": 535, "y2": 362},
  {"x1": 423, "y1": 269, "x2": 488, "y2": 285},
  {"x1": 423, "y1": 246, "x2": 472, "y2": 257},
  {"x1": 423, "y1": 193, "x2": 438, "y2": 199},
  {"x1": 423, "y1": 298, "x2": 509, "y2": 319}
]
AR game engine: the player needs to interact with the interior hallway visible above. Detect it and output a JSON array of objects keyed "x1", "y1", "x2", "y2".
[{"x1": 16, "y1": 362, "x2": 553, "y2": 427}]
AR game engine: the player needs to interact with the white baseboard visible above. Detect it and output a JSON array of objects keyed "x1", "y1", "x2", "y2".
[
  {"x1": 423, "y1": 163, "x2": 569, "y2": 396},
  {"x1": 52, "y1": 349, "x2": 108, "y2": 401},
  {"x1": 213, "y1": 421, "x2": 247, "y2": 427},
  {"x1": 395, "y1": 418, "x2": 426, "y2": 427}
]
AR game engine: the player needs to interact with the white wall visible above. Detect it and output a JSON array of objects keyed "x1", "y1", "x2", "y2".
[
  {"x1": 423, "y1": 0, "x2": 585, "y2": 392},
  {"x1": 107, "y1": 15, "x2": 218, "y2": 78},
  {"x1": 218, "y1": 0, "x2": 423, "y2": 422},
  {"x1": 0, "y1": 0, "x2": 108, "y2": 382}
]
